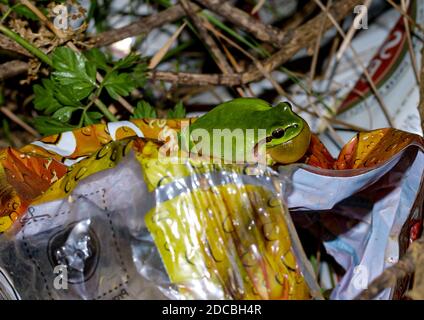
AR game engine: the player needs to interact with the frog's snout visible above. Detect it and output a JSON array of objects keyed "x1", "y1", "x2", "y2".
[{"x1": 267, "y1": 120, "x2": 311, "y2": 164}]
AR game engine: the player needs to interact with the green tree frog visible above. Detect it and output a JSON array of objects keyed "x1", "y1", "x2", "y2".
[{"x1": 181, "y1": 98, "x2": 311, "y2": 164}]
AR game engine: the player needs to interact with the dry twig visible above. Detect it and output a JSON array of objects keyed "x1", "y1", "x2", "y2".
[
  {"x1": 386, "y1": 0, "x2": 424, "y2": 35},
  {"x1": 251, "y1": 0, "x2": 266, "y2": 15},
  {"x1": 20, "y1": 0, "x2": 66, "y2": 39},
  {"x1": 355, "y1": 237, "x2": 424, "y2": 300},
  {"x1": 181, "y1": 0, "x2": 233, "y2": 74},
  {"x1": 90, "y1": 4, "x2": 199, "y2": 47},
  {"x1": 149, "y1": 21, "x2": 187, "y2": 69},
  {"x1": 401, "y1": 0, "x2": 420, "y2": 84},
  {"x1": 0, "y1": 33, "x2": 32, "y2": 56},
  {"x1": 149, "y1": 0, "x2": 362, "y2": 86},
  {"x1": 0, "y1": 0, "x2": 361, "y2": 88},
  {"x1": 0, "y1": 60, "x2": 29, "y2": 80},
  {"x1": 196, "y1": 0, "x2": 291, "y2": 46},
  {"x1": 313, "y1": 0, "x2": 394, "y2": 127},
  {"x1": 419, "y1": 42, "x2": 424, "y2": 133},
  {"x1": 357, "y1": 39, "x2": 424, "y2": 301},
  {"x1": 0, "y1": 106, "x2": 39, "y2": 137}
]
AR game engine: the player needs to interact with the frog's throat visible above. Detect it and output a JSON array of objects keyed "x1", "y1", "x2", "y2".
[{"x1": 266, "y1": 120, "x2": 311, "y2": 164}]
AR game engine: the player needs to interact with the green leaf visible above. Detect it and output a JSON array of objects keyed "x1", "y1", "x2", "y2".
[
  {"x1": 114, "y1": 53, "x2": 140, "y2": 70},
  {"x1": 131, "y1": 62, "x2": 148, "y2": 88},
  {"x1": 54, "y1": 86, "x2": 82, "y2": 107},
  {"x1": 33, "y1": 79, "x2": 62, "y2": 115},
  {"x1": 34, "y1": 116, "x2": 76, "y2": 136},
  {"x1": 84, "y1": 48, "x2": 110, "y2": 71},
  {"x1": 52, "y1": 107, "x2": 76, "y2": 123},
  {"x1": 86, "y1": 111, "x2": 103, "y2": 120},
  {"x1": 104, "y1": 72, "x2": 135, "y2": 100},
  {"x1": 52, "y1": 47, "x2": 96, "y2": 99},
  {"x1": 1, "y1": 118, "x2": 12, "y2": 146},
  {"x1": 131, "y1": 101, "x2": 157, "y2": 119},
  {"x1": 0, "y1": 86, "x2": 5, "y2": 106},
  {"x1": 86, "y1": 62, "x2": 97, "y2": 81},
  {"x1": 13, "y1": 5, "x2": 39, "y2": 21},
  {"x1": 167, "y1": 101, "x2": 186, "y2": 118},
  {"x1": 82, "y1": 112, "x2": 94, "y2": 126}
]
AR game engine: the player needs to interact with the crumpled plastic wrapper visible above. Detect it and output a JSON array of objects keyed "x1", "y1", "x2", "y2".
[{"x1": 0, "y1": 119, "x2": 423, "y2": 300}]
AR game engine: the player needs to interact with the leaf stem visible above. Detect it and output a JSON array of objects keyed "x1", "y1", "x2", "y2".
[
  {"x1": 0, "y1": 24, "x2": 52, "y2": 66},
  {"x1": 94, "y1": 99, "x2": 117, "y2": 122},
  {"x1": 1, "y1": 4, "x2": 19, "y2": 24}
]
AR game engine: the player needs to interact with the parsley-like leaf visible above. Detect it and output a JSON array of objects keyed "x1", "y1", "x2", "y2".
[
  {"x1": 52, "y1": 47, "x2": 97, "y2": 100},
  {"x1": 54, "y1": 86, "x2": 82, "y2": 108},
  {"x1": 114, "y1": 53, "x2": 140, "y2": 70},
  {"x1": 104, "y1": 72, "x2": 135, "y2": 100},
  {"x1": 82, "y1": 112, "x2": 103, "y2": 126},
  {"x1": 84, "y1": 48, "x2": 110, "y2": 71},
  {"x1": 33, "y1": 79, "x2": 62, "y2": 115},
  {"x1": 131, "y1": 101, "x2": 157, "y2": 119},
  {"x1": 167, "y1": 101, "x2": 186, "y2": 118},
  {"x1": 52, "y1": 107, "x2": 76, "y2": 123},
  {"x1": 34, "y1": 116, "x2": 76, "y2": 136},
  {"x1": 82, "y1": 113, "x2": 95, "y2": 126},
  {"x1": 131, "y1": 62, "x2": 148, "y2": 88},
  {"x1": 86, "y1": 111, "x2": 103, "y2": 120}
]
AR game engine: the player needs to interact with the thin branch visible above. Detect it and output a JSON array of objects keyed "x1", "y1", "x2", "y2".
[
  {"x1": 0, "y1": 0, "x2": 360, "y2": 90},
  {"x1": 147, "y1": 70, "x2": 241, "y2": 85},
  {"x1": 0, "y1": 60, "x2": 28, "y2": 80},
  {"x1": 418, "y1": 42, "x2": 424, "y2": 132},
  {"x1": 180, "y1": 0, "x2": 233, "y2": 74},
  {"x1": 401, "y1": 0, "x2": 419, "y2": 84},
  {"x1": 149, "y1": 21, "x2": 187, "y2": 69},
  {"x1": 357, "y1": 42, "x2": 424, "y2": 300},
  {"x1": 203, "y1": 19, "x2": 255, "y2": 96},
  {"x1": 307, "y1": 0, "x2": 346, "y2": 147},
  {"x1": 281, "y1": 1, "x2": 317, "y2": 31},
  {"x1": 386, "y1": 0, "x2": 424, "y2": 35},
  {"x1": 20, "y1": 0, "x2": 66, "y2": 39},
  {"x1": 0, "y1": 105, "x2": 39, "y2": 138},
  {"x1": 181, "y1": 0, "x2": 246, "y2": 97},
  {"x1": 313, "y1": 0, "x2": 394, "y2": 127},
  {"x1": 148, "y1": 0, "x2": 361, "y2": 86},
  {"x1": 0, "y1": 24, "x2": 52, "y2": 65},
  {"x1": 90, "y1": 4, "x2": 199, "y2": 47},
  {"x1": 92, "y1": 0, "x2": 360, "y2": 53},
  {"x1": 355, "y1": 237, "x2": 424, "y2": 300},
  {"x1": 251, "y1": 0, "x2": 266, "y2": 15},
  {"x1": 0, "y1": 33, "x2": 32, "y2": 57},
  {"x1": 309, "y1": 3, "x2": 328, "y2": 85},
  {"x1": 195, "y1": 0, "x2": 287, "y2": 45},
  {"x1": 336, "y1": 0, "x2": 372, "y2": 61},
  {"x1": 203, "y1": 20, "x2": 249, "y2": 96}
]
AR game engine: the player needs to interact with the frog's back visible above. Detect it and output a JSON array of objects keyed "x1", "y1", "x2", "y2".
[{"x1": 191, "y1": 98, "x2": 271, "y2": 131}]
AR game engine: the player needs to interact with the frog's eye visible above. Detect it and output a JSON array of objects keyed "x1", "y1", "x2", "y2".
[{"x1": 272, "y1": 128, "x2": 285, "y2": 139}]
